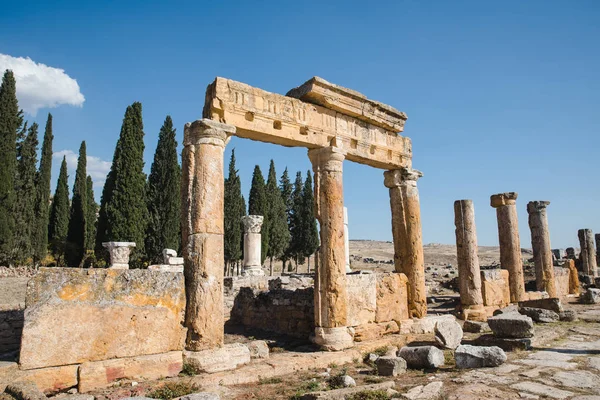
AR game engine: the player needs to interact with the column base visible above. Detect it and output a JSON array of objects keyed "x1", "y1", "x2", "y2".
[
  {"x1": 311, "y1": 327, "x2": 354, "y2": 351},
  {"x1": 459, "y1": 304, "x2": 487, "y2": 322},
  {"x1": 242, "y1": 266, "x2": 265, "y2": 276}
]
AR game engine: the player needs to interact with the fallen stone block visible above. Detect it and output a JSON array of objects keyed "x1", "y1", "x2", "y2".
[
  {"x1": 581, "y1": 288, "x2": 600, "y2": 304},
  {"x1": 559, "y1": 310, "x2": 577, "y2": 322},
  {"x1": 78, "y1": 351, "x2": 182, "y2": 392},
  {"x1": 401, "y1": 381, "x2": 443, "y2": 400},
  {"x1": 518, "y1": 307, "x2": 559, "y2": 323},
  {"x1": 339, "y1": 375, "x2": 356, "y2": 388},
  {"x1": 353, "y1": 321, "x2": 399, "y2": 342},
  {"x1": 299, "y1": 381, "x2": 395, "y2": 400},
  {"x1": 474, "y1": 334, "x2": 531, "y2": 351},
  {"x1": 404, "y1": 315, "x2": 455, "y2": 334},
  {"x1": 518, "y1": 298, "x2": 562, "y2": 313},
  {"x1": 434, "y1": 319, "x2": 462, "y2": 349},
  {"x1": 184, "y1": 343, "x2": 250, "y2": 373},
  {"x1": 375, "y1": 356, "x2": 407, "y2": 376},
  {"x1": 488, "y1": 313, "x2": 534, "y2": 338},
  {"x1": 454, "y1": 345, "x2": 506, "y2": 369},
  {"x1": 462, "y1": 320, "x2": 490, "y2": 333},
  {"x1": 398, "y1": 346, "x2": 444, "y2": 369},
  {"x1": 492, "y1": 304, "x2": 518, "y2": 315},
  {"x1": 247, "y1": 341, "x2": 269, "y2": 359},
  {"x1": 14, "y1": 365, "x2": 78, "y2": 395},
  {"x1": 5, "y1": 382, "x2": 47, "y2": 400}
]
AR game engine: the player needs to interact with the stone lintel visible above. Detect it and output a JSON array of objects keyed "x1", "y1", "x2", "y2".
[
  {"x1": 490, "y1": 192, "x2": 518, "y2": 208},
  {"x1": 286, "y1": 76, "x2": 408, "y2": 133},
  {"x1": 203, "y1": 77, "x2": 412, "y2": 170},
  {"x1": 527, "y1": 201, "x2": 550, "y2": 213},
  {"x1": 383, "y1": 168, "x2": 423, "y2": 188},
  {"x1": 183, "y1": 118, "x2": 236, "y2": 147}
]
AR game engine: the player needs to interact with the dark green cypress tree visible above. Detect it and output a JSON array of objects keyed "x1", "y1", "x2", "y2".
[
  {"x1": 289, "y1": 171, "x2": 305, "y2": 269},
  {"x1": 279, "y1": 168, "x2": 293, "y2": 266},
  {"x1": 66, "y1": 142, "x2": 87, "y2": 266},
  {"x1": 0, "y1": 70, "x2": 23, "y2": 262},
  {"x1": 48, "y1": 157, "x2": 70, "y2": 262},
  {"x1": 248, "y1": 165, "x2": 268, "y2": 264},
  {"x1": 301, "y1": 171, "x2": 319, "y2": 270},
  {"x1": 96, "y1": 102, "x2": 147, "y2": 264},
  {"x1": 33, "y1": 114, "x2": 53, "y2": 262},
  {"x1": 145, "y1": 115, "x2": 181, "y2": 263},
  {"x1": 85, "y1": 176, "x2": 97, "y2": 252},
  {"x1": 265, "y1": 160, "x2": 290, "y2": 275},
  {"x1": 224, "y1": 149, "x2": 242, "y2": 271},
  {"x1": 13, "y1": 122, "x2": 39, "y2": 262}
]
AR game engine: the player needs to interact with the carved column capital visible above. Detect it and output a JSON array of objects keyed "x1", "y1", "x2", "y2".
[
  {"x1": 183, "y1": 119, "x2": 236, "y2": 147},
  {"x1": 242, "y1": 215, "x2": 264, "y2": 233},
  {"x1": 383, "y1": 168, "x2": 423, "y2": 188},
  {"x1": 490, "y1": 192, "x2": 518, "y2": 208},
  {"x1": 308, "y1": 146, "x2": 346, "y2": 172},
  {"x1": 527, "y1": 200, "x2": 550, "y2": 214}
]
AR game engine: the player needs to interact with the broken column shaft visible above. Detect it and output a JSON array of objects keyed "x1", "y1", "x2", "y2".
[
  {"x1": 527, "y1": 201, "x2": 557, "y2": 297},
  {"x1": 491, "y1": 192, "x2": 526, "y2": 303},
  {"x1": 578, "y1": 229, "x2": 598, "y2": 277}
]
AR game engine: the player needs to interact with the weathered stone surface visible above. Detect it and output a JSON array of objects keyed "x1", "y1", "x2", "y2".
[
  {"x1": 474, "y1": 335, "x2": 531, "y2": 351},
  {"x1": 552, "y1": 370, "x2": 600, "y2": 389},
  {"x1": 554, "y1": 266, "x2": 570, "y2": 297},
  {"x1": 375, "y1": 272, "x2": 409, "y2": 323},
  {"x1": 518, "y1": 297, "x2": 563, "y2": 313},
  {"x1": 493, "y1": 304, "x2": 518, "y2": 315},
  {"x1": 241, "y1": 215, "x2": 264, "y2": 276},
  {"x1": 78, "y1": 351, "x2": 182, "y2": 392},
  {"x1": 510, "y1": 382, "x2": 574, "y2": 399},
  {"x1": 463, "y1": 320, "x2": 491, "y2": 333},
  {"x1": 298, "y1": 381, "x2": 395, "y2": 400},
  {"x1": 582, "y1": 288, "x2": 600, "y2": 304},
  {"x1": 184, "y1": 343, "x2": 250, "y2": 373},
  {"x1": 527, "y1": 201, "x2": 556, "y2": 297},
  {"x1": 375, "y1": 356, "x2": 407, "y2": 376},
  {"x1": 5, "y1": 382, "x2": 47, "y2": 400},
  {"x1": 14, "y1": 365, "x2": 78, "y2": 395},
  {"x1": 402, "y1": 315, "x2": 455, "y2": 335},
  {"x1": 488, "y1": 313, "x2": 534, "y2": 338},
  {"x1": 401, "y1": 381, "x2": 443, "y2": 400},
  {"x1": 247, "y1": 340, "x2": 269, "y2": 359},
  {"x1": 353, "y1": 321, "x2": 399, "y2": 342},
  {"x1": 398, "y1": 346, "x2": 444, "y2": 369},
  {"x1": 346, "y1": 274, "x2": 376, "y2": 326},
  {"x1": 480, "y1": 269, "x2": 510, "y2": 310},
  {"x1": 102, "y1": 242, "x2": 136, "y2": 269},
  {"x1": 578, "y1": 229, "x2": 598, "y2": 277},
  {"x1": 566, "y1": 259, "x2": 581, "y2": 294},
  {"x1": 559, "y1": 310, "x2": 577, "y2": 321},
  {"x1": 455, "y1": 345, "x2": 506, "y2": 369},
  {"x1": 19, "y1": 268, "x2": 185, "y2": 369},
  {"x1": 518, "y1": 307, "x2": 559, "y2": 323},
  {"x1": 446, "y1": 383, "x2": 520, "y2": 400},
  {"x1": 339, "y1": 375, "x2": 356, "y2": 388},
  {"x1": 313, "y1": 327, "x2": 354, "y2": 352},
  {"x1": 179, "y1": 394, "x2": 220, "y2": 400},
  {"x1": 434, "y1": 319, "x2": 463, "y2": 349}
]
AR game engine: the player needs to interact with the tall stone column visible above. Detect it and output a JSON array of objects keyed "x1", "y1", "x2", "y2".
[
  {"x1": 490, "y1": 192, "x2": 526, "y2": 303},
  {"x1": 578, "y1": 229, "x2": 598, "y2": 277},
  {"x1": 453, "y1": 200, "x2": 486, "y2": 321},
  {"x1": 595, "y1": 233, "x2": 600, "y2": 271},
  {"x1": 308, "y1": 146, "x2": 353, "y2": 351},
  {"x1": 527, "y1": 201, "x2": 557, "y2": 297},
  {"x1": 241, "y1": 215, "x2": 264, "y2": 276},
  {"x1": 384, "y1": 168, "x2": 427, "y2": 319},
  {"x1": 344, "y1": 207, "x2": 351, "y2": 273},
  {"x1": 181, "y1": 119, "x2": 235, "y2": 351}
]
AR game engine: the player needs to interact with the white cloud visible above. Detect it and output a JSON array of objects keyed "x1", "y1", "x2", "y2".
[
  {"x1": 0, "y1": 54, "x2": 85, "y2": 116},
  {"x1": 53, "y1": 150, "x2": 111, "y2": 189}
]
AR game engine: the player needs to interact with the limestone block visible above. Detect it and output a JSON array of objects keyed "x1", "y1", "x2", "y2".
[
  {"x1": 19, "y1": 268, "x2": 185, "y2": 370},
  {"x1": 553, "y1": 267, "x2": 570, "y2": 297},
  {"x1": 78, "y1": 351, "x2": 182, "y2": 392},
  {"x1": 523, "y1": 291, "x2": 547, "y2": 301},
  {"x1": 247, "y1": 340, "x2": 269, "y2": 359},
  {"x1": 559, "y1": 310, "x2": 577, "y2": 322},
  {"x1": 406, "y1": 315, "x2": 455, "y2": 334},
  {"x1": 480, "y1": 269, "x2": 510, "y2": 308},
  {"x1": 517, "y1": 298, "x2": 562, "y2": 313},
  {"x1": 353, "y1": 321, "x2": 399, "y2": 342},
  {"x1": 167, "y1": 257, "x2": 184, "y2": 265},
  {"x1": 375, "y1": 272, "x2": 409, "y2": 323},
  {"x1": 434, "y1": 319, "x2": 463, "y2": 350},
  {"x1": 582, "y1": 288, "x2": 600, "y2": 304},
  {"x1": 375, "y1": 356, "x2": 407, "y2": 376},
  {"x1": 488, "y1": 313, "x2": 534, "y2": 338},
  {"x1": 398, "y1": 346, "x2": 445, "y2": 369},
  {"x1": 455, "y1": 345, "x2": 506, "y2": 369},
  {"x1": 401, "y1": 381, "x2": 443, "y2": 400},
  {"x1": 462, "y1": 321, "x2": 491, "y2": 333},
  {"x1": 6, "y1": 365, "x2": 78, "y2": 395},
  {"x1": 474, "y1": 335, "x2": 531, "y2": 351},
  {"x1": 518, "y1": 307, "x2": 559, "y2": 323},
  {"x1": 565, "y1": 259, "x2": 580, "y2": 294},
  {"x1": 346, "y1": 274, "x2": 377, "y2": 326},
  {"x1": 147, "y1": 265, "x2": 184, "y2": 273},
  {"x1": 184, "y1": 343, "x2": 251, "y2": 373},
  {"x1": 5, "y1": 382, "x2": 47, "y2": 400},
  {"x1": 298, "y1": 381, "x2": 396, "y2": 400}
]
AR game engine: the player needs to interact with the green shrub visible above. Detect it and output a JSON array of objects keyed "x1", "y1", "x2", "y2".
[
  {"x1": 346, "y1": 390, "x2": 390, "y2": 400},
  {"x1": 147, "y1": 381, "x2": 201, "y2": 399}
]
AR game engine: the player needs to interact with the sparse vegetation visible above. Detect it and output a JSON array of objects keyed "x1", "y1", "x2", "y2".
[
  {"x1": 146, "y1": 381, "x2": 201, "y2": 399},
  {"x1": 260, "y1": 376, "x2": 283, "y2": 385},
  {"x1": 346, "y1": 390, "x2": 391, "y2": 400}
]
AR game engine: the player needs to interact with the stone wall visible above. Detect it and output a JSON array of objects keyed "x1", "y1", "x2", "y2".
[
  {"x1": 0, "y1": 308, "x2": 23, "y2": 357},
  {"x1": 481, "y1": 269, "x2": 510, "y2": 313}
]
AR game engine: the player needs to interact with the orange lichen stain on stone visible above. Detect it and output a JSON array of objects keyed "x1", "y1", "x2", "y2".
[
  {"x1": 57, "y1": 283, "x2": 92, "y2": 302},
  {"x1": 116, "y1": 293, "x2": 184, "y2": 315}
]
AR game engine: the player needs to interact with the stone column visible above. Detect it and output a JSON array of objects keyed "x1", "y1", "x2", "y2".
[
  {"x1": 384, "y1": 168, "x2": 427, "y2": 319},
  {"x1": 578, "y1": 229, "x2": 598, "y2": 277},
  {"x1": 181, "y1": 119, "x2": 235, "y2": 351},
  {"x1": 453, "y1": 200, "x2": 486, "y2": 321},
  {"x1": 344, "y1": 207, "x2": 351, "y2": 273},
  {"x1": 527, "y1": 201, "x2": 557, "y2": 297},
  {"x1": 595, "y1": 234, "x2": 600, "y2": 270},
  {"x1": 308, "y1": 146, "x2": 353, "y2": 351},
  {"x1": 241, "y1": 215, "x2": 264, "y2": 276},
  {"x1": 490, "y1": 192, "x2": 526, "y2": 303},
  {"x1": 102, "y1": 242, "x2": 136, "y2": 269}
]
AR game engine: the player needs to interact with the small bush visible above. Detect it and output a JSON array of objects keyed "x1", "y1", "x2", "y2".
[
  {"x1": 147, "y1": 381, "x2": 201, "y2": 399},
  {"x1": 259, "y1": 377, "x2": 283, "y2": 385},
  {"x1": 346, "y1": 390, "x2": 390, "y2": 400},
  {"x1": 180, "y1": 363, "x2": 197, "y2": 376},
  {"x1": 364, "y1": 376, "x2": 384, "y2": 384},
  {"x1": 327, "y1": 368, "x2": 349, "y2": 390},
  {"x1": 289, "y1": 380, "x2": 321, "y2": 399},
  {"x1": 372, "y1": 347, "x2": 389, "y2": 356}
]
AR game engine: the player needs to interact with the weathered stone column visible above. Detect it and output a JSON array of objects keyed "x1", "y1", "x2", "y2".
[
  {"x1": 578, "y1": 229, "x2": 598, "y2": 277},
  {"x1": 453, "y1": 200, "x2": 486, "y2": 321},
  {"x1": 595, "y1": 234, "x2": 600, "y2": 271},
  {"x1": 308, "y1": 146, "x2": 353, "y2": 351},
  {"x1": 384, "y1": 168, "x2": 427, "y2": 319},
  {"x1": 344, "y1": 207, "x2": 351, "y2": 273},
  {"x1": 527, "y1": 201, "x2": 557, "y2": 297},
  {"x1": 181, "y1": 119, "x2": 235, "y2": 351},
  {"x1": 490, "y1": 192, "x2": 526, "y2": 303},
  {"x1": 241, "y1": 215, "x2": 264, "y2": 276}
]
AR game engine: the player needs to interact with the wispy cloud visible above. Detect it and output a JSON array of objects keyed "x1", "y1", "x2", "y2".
[
  {"x1": 53, "y1": 150, "x2": 111, "y2": 189},
  {"x1": 0, "y1": 54, "x2": 85, "y2": 116}
]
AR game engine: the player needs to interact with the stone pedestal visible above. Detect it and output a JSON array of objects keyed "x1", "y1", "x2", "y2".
[
  {"x1": 578, "y1": 229, "x2": 598, "y2": 277},
  {"x1": 344, "y1": 207, "x2": 351, "y2": 273},
  {"x1": 453, "y1": 200, "x2": 486, "y2": 321},
  {"x1": 527, "y1": 201, "x2": 556, "y2": 297},
  {"x1": 384, "y1": 168, "x2": 427, "y2": 318},
  {"x1": 308, "y1": 146, "x2": 353, "y2": 351},
  {"x1": 181, "y1": 119, "x2": 235, "y2": 351},
  {"x1": 102, "y1": 242, "x2": 136, "y2": 269},
  {"x1": 242, "y1": 215, "x2": 264, "y2": 276},
  {"x1": 490, "y1": 192, "x2": 525, "y2": 303}
]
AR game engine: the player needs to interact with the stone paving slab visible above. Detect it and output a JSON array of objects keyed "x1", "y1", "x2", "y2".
[
  {"x1": 510, "y1": 381, "x2": 574, "y2": 399},
  {"x1": 551, "y1": 370, "x2": 600, "y2": 390}
]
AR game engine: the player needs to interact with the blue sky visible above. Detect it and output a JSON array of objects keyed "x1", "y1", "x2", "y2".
[{"x1": 1, "y1": 0, "x2": 598, "y2": 248}]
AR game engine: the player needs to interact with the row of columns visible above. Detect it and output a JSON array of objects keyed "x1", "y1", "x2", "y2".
[{"x1": 181, "y1": 119, "x2": 427, "y2": 352}]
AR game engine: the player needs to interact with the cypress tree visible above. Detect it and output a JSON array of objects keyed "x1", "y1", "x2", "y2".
[
  {"x1": 96, "y1": 102, "x2": 147, "y2": 264},
  {"x1": 33, "y1": 114, "x2": 53, "y2": 261},
  {"x1": 224, "y1": 149, "x2": 242, "y2": 271},
  {"x1": 48, "y1": 157, "x2": 70, "y2": 262},
  {"x1": 13, "y1": 122, "x2": 39, "y2": 262},
  {"x1": 279, "y1": 168, "x2": 293, "y2": 266},
  {"x1": 248, "y1": 165, "x2": 268, "y2": 264},
  {"x1": 145, "y1": 115, "x2": 181, "y2": 263},
  {"x1": 265, "y1": 160, "x2": 290, "y2": 275},
  {"x1": 85, "y1": 176, "x2": 97, "y2": 252},
  {"x1": 0, "y1": 70, "x2": 23, "y2": 262},
  {"x1": 289, "y1": 171, "x2": 305, "y2": 269},
  {"x1": 66, "y1": 142, "x2": 87, "y2": 267},
  {"x1": 301, "y1": 171, "x2": 319, "y2": 270}
]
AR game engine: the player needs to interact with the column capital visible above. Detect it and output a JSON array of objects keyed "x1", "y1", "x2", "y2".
[
  {"x1": 526, "y1": 200, "x2": 550, "y2": 213},
  {"x1": 383, "y1": 168, "x2": 423, "y2": 188},
  {"x1": 490, "y1": 192, "x2": 518, "y2": 208},
  {"x1": 308, "y1": 146, "x2": 345, "y2": 172},
  {"x1": 242, "y1": 215, "x2": 264, "y2": 233},
  {"x1": 183, "y1": 118, "x2": 236, "y2": 147}
]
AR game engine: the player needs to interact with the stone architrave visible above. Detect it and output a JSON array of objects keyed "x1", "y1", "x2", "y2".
[
  {"x1": 102, "y1": 242, "x2": 136, "y2": 269},
  {"x1": 578, "y1": 229, "x2": 598, "y2": 277},
  {"x1": 527, "y1": 201, "x2": 557, "y2": 297},
  {"x1": 181, "y1": 119, "x2": 235, "y2": 351},
  {"x1": 241, "y1": 215, "x2": 264, "y2": 276},
  {"x1": 453, "y1": 200, "x2": 486, "y2": 321},
  {"x1": 490, "y1": 192, "x2": 526, "y2": 303},
  {"x1": 308, "y1": 146, "x2": 353, "y2": 351},
  {"x1": 344, "y1": 207, "x2": 351, "y2": 273},
  {"x1": 384, "y1": 168, "x2": 427, "y2": 318}
]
